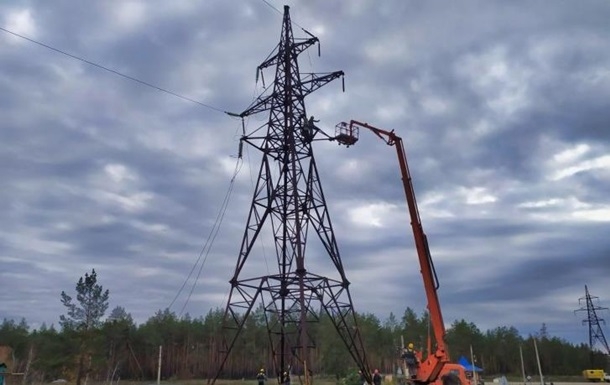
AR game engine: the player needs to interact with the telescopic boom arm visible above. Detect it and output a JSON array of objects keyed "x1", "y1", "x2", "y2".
[{"x1": 344, "y1": 120, "x2": 450, "y2": 383}]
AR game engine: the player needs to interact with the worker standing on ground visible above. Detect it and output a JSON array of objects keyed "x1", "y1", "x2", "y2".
[
  {"x1": 358, "y1": 370, "x2": 366, "y2": 385},
  {"x1": 401, "y1": 343, "x2": 419, "y2": 378},
  {"x1": 257, "y1": 369, "x2": 266, "y2": 385},
  {"x1": 281, "y1": 371, "x2": 290, "y2": 385},
  {"x1": 0, "y1": 363, "x2": 7, "y2": 385},
  {"x1": 373, "y1": 369, "x2": 382, "y2": 385}
]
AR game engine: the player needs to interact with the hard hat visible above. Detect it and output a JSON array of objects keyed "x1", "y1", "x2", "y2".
[
  {"x1": 408, "y1": 343, "x2": 414, "y2": 349},
  {"x1": 260, "y1": 369, "x2": 264, "y2": 372},
  {"x1": 283, "y1": 372, "x2": 287, "y2": 375}
]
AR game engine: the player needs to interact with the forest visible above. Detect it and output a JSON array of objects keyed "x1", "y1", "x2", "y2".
[{"x1": 1, "y1": 270, "x2": 607, "y2": 384}]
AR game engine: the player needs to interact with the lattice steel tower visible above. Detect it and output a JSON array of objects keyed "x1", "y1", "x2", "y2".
[
  {"x1": 209, "y1": 6, "x2": 370, "y2": 384},
  {"x1": 575, "y1": 285, "x2": 610, "y2": 360}
]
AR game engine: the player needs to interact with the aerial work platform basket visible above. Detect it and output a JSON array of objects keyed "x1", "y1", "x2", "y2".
[{"x1": 334, "y1": 121, "x2": 359, "y2": 146}]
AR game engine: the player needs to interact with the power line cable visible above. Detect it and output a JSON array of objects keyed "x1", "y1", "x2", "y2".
[
  {"x1": 168, "y1": 141, "x2": 243, "y2": 312},
  {"x1": 179, "y1": 159, "x2": 241, "y2": 316},
  {"x1": 0, "y1": 26, "x2": 229, "y2": 114},
  {"x1": 242, "y1": 121, "x2": 271, "y2": 276},
  {"x1": 257, "y1": 0, "x2": 309, "y2": 33},
  {"x1": 260, "y1": 0, "x2": 282, "y2": 16}
]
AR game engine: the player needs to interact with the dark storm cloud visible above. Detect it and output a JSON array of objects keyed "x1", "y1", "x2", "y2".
[
  {"x1": 448, "y1": 247, "x2": 609, "y2": 302},
  {"x1": 572, "y1": 172, "x2": 610, "y2": 205}
]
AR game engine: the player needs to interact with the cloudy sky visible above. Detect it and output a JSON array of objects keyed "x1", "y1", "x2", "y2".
[{"x1": 1, "y1": 0, "x2": 610, "y2": 348}]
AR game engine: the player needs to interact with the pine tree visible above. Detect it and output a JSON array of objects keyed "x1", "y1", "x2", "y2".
[{"x1": 60, "y1": 268, "x2": 109, "y2": 385}]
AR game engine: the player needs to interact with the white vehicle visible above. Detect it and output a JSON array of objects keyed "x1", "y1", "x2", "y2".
[{"x1": 603, "y1": 372, "x2": 610, "y2": 383}]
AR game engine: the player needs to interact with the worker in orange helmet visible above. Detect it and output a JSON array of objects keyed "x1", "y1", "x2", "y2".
[{"x1": 401, "y1": 342, "x2": 419, "y2": 378}]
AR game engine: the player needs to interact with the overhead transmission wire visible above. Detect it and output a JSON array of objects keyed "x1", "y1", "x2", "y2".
[
  {"x1": 259, "y1": 0, "x2": 283, "y2": 16},
  {"x1": 258, "y1": 0, "x2": 310, "y2": 34},
  {"x1": 169, "y1": 151, "x2": 244, "y2": 316},
  {"x1": 243, "y1": 124, "x2": 272, "y2": 277},
  {"x1": 0, "y1": 25, "x2": 249, "y2": 314},
  {"x1": 4, "y1": 0, "x2": 323, "y2": 313},
  {"x1": 215, "y1": 75, "x2": 277, "y2": 312},
  {"x1": 0, "y1": 26, "x2": 230, "y2": 114},
  {"x1": 175, "y1": 55, "x2": 276, "y2": 314},
  {"x1": 246, "y1": 73, "x2": 272, "y2": 276},
  {"x1": 1, "y1": 24, "x2": 274, "y2": 313}
]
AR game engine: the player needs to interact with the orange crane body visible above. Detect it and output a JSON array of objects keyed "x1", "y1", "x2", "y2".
[{"x1": 341, "y1": 120, "x2": 469, "y2": 385}]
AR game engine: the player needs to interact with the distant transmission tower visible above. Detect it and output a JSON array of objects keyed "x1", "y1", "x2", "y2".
[
  {"x1": 575, "y1": 285, "x2": 610, "y2": 360},
  {"x1": 208, "y1": 6, "x2": 370, "y2": 384}
]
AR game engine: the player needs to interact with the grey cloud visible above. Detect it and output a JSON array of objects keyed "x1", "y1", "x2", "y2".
[{"x1": 1, "y1": 0, "x2": 609, "y2": 345}]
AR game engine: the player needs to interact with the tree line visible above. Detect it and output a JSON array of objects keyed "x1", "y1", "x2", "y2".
[{"x1": 1, "y1": 269, "x2": 607, "y2": 384}]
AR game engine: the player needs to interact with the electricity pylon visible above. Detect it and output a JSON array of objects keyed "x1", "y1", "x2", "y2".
[
  {"x1": 575, "y1": 285, "x2": 610, "y2": 364},
  {"x1": 208, "y1": 6, "x2": 371, "y2": 384}
]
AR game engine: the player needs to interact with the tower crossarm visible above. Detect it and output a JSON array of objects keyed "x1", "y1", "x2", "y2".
[
  {"x1": 300, "y1": 71, "x2": 344, "y2": 96},
  {"x1": 255, "y1": 37, "x2": 317, "y2": 74},
  {"x1": 239, "y1": 94, "x2": 275, "y2": 118},
  {"x1": 238, "y1": 71, "x2": 343, "y2": 118},
  {"x1": 292, "y1": 37, "x2": 319, "y2": 57}
]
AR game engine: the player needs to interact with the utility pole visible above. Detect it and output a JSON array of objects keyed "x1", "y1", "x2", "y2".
[
  {"x1": 533, "y1": 338, "x2": 544, "y2": 385},
  {"x1": 470, "y1": 345, "x2": 478, "y2": 385},
  {"x1": 208, "y1": 6, "x2": 370, "y2": 384},
  {"x1": 575, "y1": 285, "x2": 610, "y2": 365},
  {"x1": 519, "y1": 345, "x2": 526, "y2": 385},
  {"x1": 157, "y1": 345, "x2": 162, "y2": 385}
]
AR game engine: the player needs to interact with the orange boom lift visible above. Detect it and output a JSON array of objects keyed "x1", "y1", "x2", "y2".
[{"x1": 335, "y1": 120, "x2": 469, "y2": 385}]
